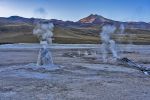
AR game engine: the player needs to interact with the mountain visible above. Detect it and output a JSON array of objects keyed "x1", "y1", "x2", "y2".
[
  {"x1": 0, "y1": 14, "x2": 150, "y2": 44},
  {"x1": 0, "y1": 16, "x2": 33, "y2": 24},
  {"x1": 78, "y1": 14, "x2": 150, "y2": 30},
  {"x1": 78, "y1": 14, "x2": 113, "y2": 24},
  {"x1": 1, "y1": 15, "x2": 150, "y2": 29}
]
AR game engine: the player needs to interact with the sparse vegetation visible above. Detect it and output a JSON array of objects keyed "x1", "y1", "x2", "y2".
[{"x1": 0, "y1": 16, "x2": 150, "y2": 44}]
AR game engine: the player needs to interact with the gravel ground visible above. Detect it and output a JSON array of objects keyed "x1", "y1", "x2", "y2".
[{"x1": 0, "y1": 44, "x2": 150, "y2": 100}]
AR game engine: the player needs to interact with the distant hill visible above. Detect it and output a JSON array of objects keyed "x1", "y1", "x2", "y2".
[
  {"x1": 78, "y1": 14, "x2": 113, "y2": 24},
  {"x1": 0, "y1": 14, "x2": 150, "y2": 44},
  {"x1": 78, "y1": 14, "x2": 150, "y2": 30}
]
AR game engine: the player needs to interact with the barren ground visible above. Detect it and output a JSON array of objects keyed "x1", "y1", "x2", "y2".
[{"x1": 0, "y1": 44, "x2": 150, "y2": 100}]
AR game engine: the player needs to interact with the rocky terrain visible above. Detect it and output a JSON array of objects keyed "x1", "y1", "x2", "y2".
[{"x1": 0, "y1": 44, "x2": 150, "y2": 100}]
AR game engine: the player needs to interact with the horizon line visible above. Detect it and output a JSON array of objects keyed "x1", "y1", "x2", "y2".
[{"x1": 1, "y1": 14, "x2": 150, "y2": 23}]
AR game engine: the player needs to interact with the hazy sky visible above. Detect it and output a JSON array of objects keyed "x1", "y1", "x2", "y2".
[{"x1": 0, "y1": 0, "x2": 150, "y2": 22}]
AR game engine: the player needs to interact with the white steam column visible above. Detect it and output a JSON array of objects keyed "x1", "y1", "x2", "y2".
[
  {"x1": 100, "y1": 25, "x2": 119, "y2": 62},
  {"x1": 119, "y1": 24, "x2": 125, "y2": 34},
  {"x1": 33, "y1": 21, "x2": 59, "y2": 70}
]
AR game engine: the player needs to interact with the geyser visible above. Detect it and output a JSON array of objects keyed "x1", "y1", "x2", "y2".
[
  {"x1": 33, "y1": 21, "x2": 59, "y2": 70},
  {"x1": 100, "y1": 24, "x2": 118, "y2": 62},
  {"x1": 119, "y1": 24, "x2": 125, "y2": 34}
]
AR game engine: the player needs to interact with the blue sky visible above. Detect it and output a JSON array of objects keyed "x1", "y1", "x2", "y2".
[{"x1": 0, "y1": 0, "x2": 150, "y2": 22}]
